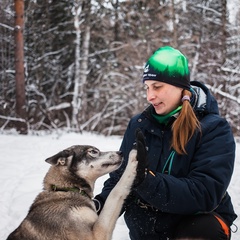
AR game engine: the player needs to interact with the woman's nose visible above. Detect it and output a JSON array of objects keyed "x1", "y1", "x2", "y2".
[{"x1": 147, "y1": 89, "x2": 156, "y2": 102}]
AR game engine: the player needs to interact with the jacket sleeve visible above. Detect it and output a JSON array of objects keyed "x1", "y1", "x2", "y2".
[{"x1": 135, "y1": 115, "x2": 235, "y2": 215}]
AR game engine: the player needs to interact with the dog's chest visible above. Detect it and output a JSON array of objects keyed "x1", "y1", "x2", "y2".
[{"x1": 70, "y1": 206, "x2": 98, "y2": 226}]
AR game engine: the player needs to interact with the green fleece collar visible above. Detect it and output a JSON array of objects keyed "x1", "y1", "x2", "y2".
[{"x1": 152, "y1": 106, "x2": 182, "y2": 125}]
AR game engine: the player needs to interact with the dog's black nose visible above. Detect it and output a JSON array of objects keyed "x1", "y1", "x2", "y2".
[{"x1": 117, "y1": 151, "x2": 123, "y2": 156}]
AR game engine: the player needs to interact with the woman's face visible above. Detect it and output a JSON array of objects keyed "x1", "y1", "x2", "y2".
[{"x1": 144, "y1": 80, "x2": 183, "y2": 115}]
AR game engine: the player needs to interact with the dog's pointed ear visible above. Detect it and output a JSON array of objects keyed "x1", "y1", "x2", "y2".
[{"x1": 45, "y1": 150, "x2": 75, "y2": 166}]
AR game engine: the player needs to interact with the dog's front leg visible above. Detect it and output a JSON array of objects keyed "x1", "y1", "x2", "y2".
[{"x1": 92, "y1": 149, "x2": 137, "y2": 240}]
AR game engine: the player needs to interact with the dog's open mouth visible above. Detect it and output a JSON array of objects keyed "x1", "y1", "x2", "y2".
[{"x1": 102, "y1": 160, "x2": 122, "y2": 168}]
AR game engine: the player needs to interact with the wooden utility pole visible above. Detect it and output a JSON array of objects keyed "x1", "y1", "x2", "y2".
[{"x1": 14, "y1": 0, "x2": 27, "y2": 134}]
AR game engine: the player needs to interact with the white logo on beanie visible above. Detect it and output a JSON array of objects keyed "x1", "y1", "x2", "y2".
[{"x1": 144, "y1": 64, "x2": 149, "y2": 73}]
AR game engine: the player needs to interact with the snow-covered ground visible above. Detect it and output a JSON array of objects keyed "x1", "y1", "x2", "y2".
[{"x1": 1, "y1": 131, "x2": 239, "y2": 239}]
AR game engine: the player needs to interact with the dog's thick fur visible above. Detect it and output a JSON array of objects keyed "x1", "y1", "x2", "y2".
[{"x1": 7, "y1": 145, "x2": 140, "y2": 240}]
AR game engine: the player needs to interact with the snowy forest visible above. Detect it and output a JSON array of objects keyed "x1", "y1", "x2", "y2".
[{"x1": 0, "y1": 0, "x2": 240, "y2": 136}]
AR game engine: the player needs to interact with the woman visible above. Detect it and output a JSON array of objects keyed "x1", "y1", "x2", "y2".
[{"x1": 95, "y1": 46, "x2": 237, "y2": 239}]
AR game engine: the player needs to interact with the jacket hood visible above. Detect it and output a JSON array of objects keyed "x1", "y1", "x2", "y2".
[{"x1": 190, "y1": 81, "x2": 219, "y2": 117}]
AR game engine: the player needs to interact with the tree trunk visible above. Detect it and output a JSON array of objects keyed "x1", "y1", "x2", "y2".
[
  {"x1": 221, "y1": 0, "x2": 227, "y2": 63},
  {"x1": 79, "y1": 25, "x2": 90, "y2": 128},
  {"x1": 171, "y1": 0, "x2": 177, "y2": 47},
  {"x1": 71, "y1": 1, "x2": 82, "y2": 131},
  {"x1": 14, "y1": 0, "x2": 27, "y2": 134},
  {"x1": 71, "y1": 0, "x2": 91, "y2": 131}
]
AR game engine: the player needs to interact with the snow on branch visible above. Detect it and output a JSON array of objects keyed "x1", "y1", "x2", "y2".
[
  {"x1": 48, "y1": 103, "x2": 71, "y2": 111},
  {"x1": 206, "y1": 84, "x2": 240, "y2": 104}
]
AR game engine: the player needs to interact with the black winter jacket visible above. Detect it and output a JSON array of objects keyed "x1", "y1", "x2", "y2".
[{"x1": 96, "y1": 81, "x2": 237, "y2": 238}]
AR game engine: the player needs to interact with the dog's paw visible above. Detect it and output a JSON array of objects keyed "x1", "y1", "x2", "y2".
[
  {"x1": 133, "y1": 129, "x2": 148, "y2": 187},
  {"x1": 119, "y1": 149, "x2": 138, "y2": 190},
  {"x1": 127, "y1": 149, "x2": 138, "y2": 174}
]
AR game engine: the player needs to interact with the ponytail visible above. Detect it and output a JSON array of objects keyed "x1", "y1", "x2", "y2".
[{"x1": 172, "y1": 90, "x2": 200, "y2": 154}]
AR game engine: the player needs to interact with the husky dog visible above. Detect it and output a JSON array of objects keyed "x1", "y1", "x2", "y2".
[{"x1": 7, "y1": 130, "x2": 146, "y2": 240}]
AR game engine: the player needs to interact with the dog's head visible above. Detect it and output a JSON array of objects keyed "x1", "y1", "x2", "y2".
[{"x1": 45, "y1": 145, "x2": 123, "y2": 183}]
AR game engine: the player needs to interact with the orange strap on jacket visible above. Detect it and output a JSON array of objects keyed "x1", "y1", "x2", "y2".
[{"x1": 214, "y1": 215, "x2": 230, "y2": 238}]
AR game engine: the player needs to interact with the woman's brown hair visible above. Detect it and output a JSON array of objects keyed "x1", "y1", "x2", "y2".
[{"x1": 172, "y1": 89, "x2": 200, "y2": 155}]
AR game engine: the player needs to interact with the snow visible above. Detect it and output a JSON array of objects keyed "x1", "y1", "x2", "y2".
[
  {"x1": 227, "y1": 0, "x2": 239, "y2": 24},
  {"x1": 0, "y1": 131, "x2": 239, "y2": 239}
]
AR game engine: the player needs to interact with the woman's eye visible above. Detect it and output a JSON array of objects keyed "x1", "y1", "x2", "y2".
[{"x1": 153, "y1": 85, "x2": 161, "y2": 90}]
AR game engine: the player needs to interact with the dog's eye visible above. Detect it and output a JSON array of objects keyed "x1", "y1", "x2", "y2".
[{"x1": 88, "y1": 149, "x2": 99, "y2": 157}]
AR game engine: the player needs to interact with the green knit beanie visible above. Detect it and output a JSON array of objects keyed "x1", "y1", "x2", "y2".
[{"x1": 142, "y1": 46, "x2": 190, "y2": 90}]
